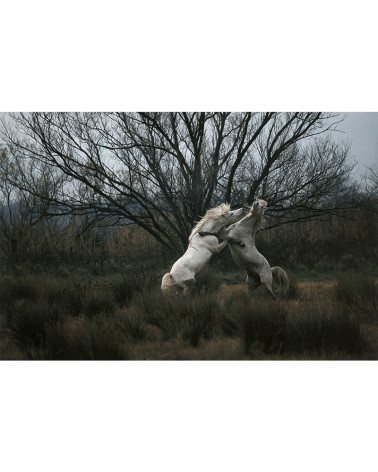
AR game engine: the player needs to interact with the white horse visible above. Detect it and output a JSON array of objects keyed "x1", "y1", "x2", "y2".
[
  {"x1": 161, "y1": 203, "x2": 245, "y2": 294},
  {"x1": 199, "y1": 200, "x2": 290, "y2": 298}
]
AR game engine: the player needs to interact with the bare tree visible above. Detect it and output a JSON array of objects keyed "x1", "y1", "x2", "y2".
[
  {"x1": 0, "y1": 147, "x2": 56, "y2": 241},
  {"x1": 0, "y1": 112, "x2": 355, "y2": 253}
]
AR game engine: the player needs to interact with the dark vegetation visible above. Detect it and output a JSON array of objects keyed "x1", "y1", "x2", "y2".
[
  {"x1": 0, "y1": 266, "x2": 376, "y2": 360},
  {"x1": 0, "y1": 199, "x2": 376, "y2": 360}
]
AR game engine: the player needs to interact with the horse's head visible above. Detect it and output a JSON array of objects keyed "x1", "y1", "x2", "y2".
[
  {"x1": 189, "y1": 204, "x2": 245, "y2": 239},
  {"x1": 220, "y1": 207, "x2": 245, "y2": 224},
  {"x1": 249, "y1": 199, "x2": 267, "y2": 214}
]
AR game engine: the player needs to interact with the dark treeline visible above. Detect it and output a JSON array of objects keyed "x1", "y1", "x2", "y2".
[{"x1": 1, "y1": 201, "x2": 376, "y2": 277}]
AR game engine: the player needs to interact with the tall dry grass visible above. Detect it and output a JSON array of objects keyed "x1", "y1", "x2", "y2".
[
  {"x1": 335, "y1": 271, "x2": 378, "y2": 321},
  {"x1": 0, "y1": 270, "x2": 377, "y2": 360}
]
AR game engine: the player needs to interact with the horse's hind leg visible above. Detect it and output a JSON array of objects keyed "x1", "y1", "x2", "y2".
[
  {"x1": 264, "y1": 283, "x2": 276, "y2": 300},
  {"x1": 261, "y1": 278, "x2": 276, "y2": 299}
]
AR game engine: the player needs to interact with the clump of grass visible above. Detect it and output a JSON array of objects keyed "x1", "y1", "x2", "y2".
[
  {"x1": 116, "y1": 308, "x2": 147, "y2": 342},
  {"x1": 0, "y1": 276, "x2": 38, "y2": 311},
  {"x1": 194, "y1": 265, "x2": 221, "y2": 293},
  {"x1": 284, "y1": 273, "x2": 300, "y2": 300},
  {"x1": 83, "y1": 289, "x2": 116, "y2": 318},
  {"x1": 236, "y1": 299, "x2": 287, "y2": 355},
  {"x1": 177, "y1": 303, "x2": 216, "y2": 347},
  {"x1": 112, "y1": 277, "x2": 138, "y2": 306},
  {"x1": 218, "y1": 290, "x2": 250, "y2": 337},
  {"x1": 335, "y1": 271, "x2": 377, "y2": 321},
  {"x1": 215, "y1": 311, "x2": 239, "y2": 337},
  {"x1": 65, "y1": 289, "x2": 85, "y2": 316},
  {"x1": 44, "y1": 316, "x2": 131, "y2": 360},
  {"x1": 0, "y1": 275, "x2": 76, "y2": 314},
  {"x1": 285, "y1": 306, "x2": 366, "y2": 355},
  {"x1": 133, "y1": 288, "x2": 219, "y2": 347},
  {"x1": 111, "y1": 271, "x2": 159, "y2": 306},
  {"x1": 5, "y1": 299, "x2": 66, "y2": 359}
]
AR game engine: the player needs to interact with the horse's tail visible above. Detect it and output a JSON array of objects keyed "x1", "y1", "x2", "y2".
[
  {"x1": 161, "y1": 272, "x2": 177, "y2": 292},
  {"x1": 271, "y1": 266, "x2": 290, "y2": 297}
]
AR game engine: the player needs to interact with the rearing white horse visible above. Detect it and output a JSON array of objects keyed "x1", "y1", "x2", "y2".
[
  {"x1": 199, "y1": 200, "x2": 290, "y2": 298},
  {"x1": 161, "y1": 203, "x2": 244, "y2": 294}
]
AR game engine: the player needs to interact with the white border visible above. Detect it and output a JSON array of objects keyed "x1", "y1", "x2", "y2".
[
  {"x1": 1, "y1": 1, "x2": 377, "y2": 111},
  {"x1": 1, "y1": 2, "x2": 377, "y2": 471}
]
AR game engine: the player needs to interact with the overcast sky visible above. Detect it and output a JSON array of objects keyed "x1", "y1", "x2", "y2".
[
  {"x1": 336, "y1": 112, "x2": 378, "y2": 175},
  {"x1": 1, "y1": 112, "x2": 376, "y2": 177}
]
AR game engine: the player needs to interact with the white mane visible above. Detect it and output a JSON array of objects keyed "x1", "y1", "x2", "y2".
[{"x1": 189, "y1": 203, "x2": 230, "y2": 241}]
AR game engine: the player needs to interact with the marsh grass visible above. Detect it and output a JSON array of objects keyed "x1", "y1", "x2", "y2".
[
  {"x1": 44, "y1": 317, "x2": 131, "y2": 360},
  {"x1": 134, "y1": 288, "x2": 219, "y2": 347},
  {"x1": 116, "y1": 308, "x2": 148, "y2": 342},
  {"x1": 235, "y1": 299, "x2": 287, "y2": 355},
  {"x1": 194, "y1": 265, "x2": 221, "y2": 293},
  {"x1": 5, "y1": 299, "x2": 66, "y2": 359},
  {"x1": 1, "y1": 271, "x2": 376, "y2": 360},
  {"x1": 335, "y1": 271, "x2": 378, "y2": 321},
  {"x1": 83, "y1": 289, "x2": 116, "y2": 317},
  {"x1": 110, "y1": 271, "x2": 157, "y2": 306},
  {"x1": 284, "y1": 273, "x2": 300, "y2": 300},
  {"x1": 285, "y1": 304, "x2": 366, "y2": 355}
]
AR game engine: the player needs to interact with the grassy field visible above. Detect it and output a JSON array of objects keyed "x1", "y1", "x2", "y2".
[{"x1": 0, "y1": 268, "x2": 377, "y2": 360}]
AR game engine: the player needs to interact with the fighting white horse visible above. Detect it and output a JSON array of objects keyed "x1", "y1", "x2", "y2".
[
  {"x1": 199, "y1": 199, "x2": 289, "y2": 298},
  {"x1": 161, "y1": 203, "x2": 245, "y2": 294}
]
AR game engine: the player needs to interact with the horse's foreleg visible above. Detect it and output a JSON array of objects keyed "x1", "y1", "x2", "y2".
[
  {"x1": 198, "y1": 231, "x2": 221, "y2": 238},
  {"x1": 199, "y1": 231, "x2": 244, "y2": 247},
  {"x1": 213, "y1": 240, "x2": 228, "y2": 253}
]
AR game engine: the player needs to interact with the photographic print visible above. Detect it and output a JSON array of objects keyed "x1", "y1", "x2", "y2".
[{"x1": 0, "y1": 112, "x2": 376, "y2": 360}]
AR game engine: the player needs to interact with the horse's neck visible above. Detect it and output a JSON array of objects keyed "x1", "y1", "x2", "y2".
[
  {"x1": 237, "y1": 213, "x2": 260, "y2": 235},
  {"x1": 201, "y1": 219, "x2": 224, "y2": 233}
]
